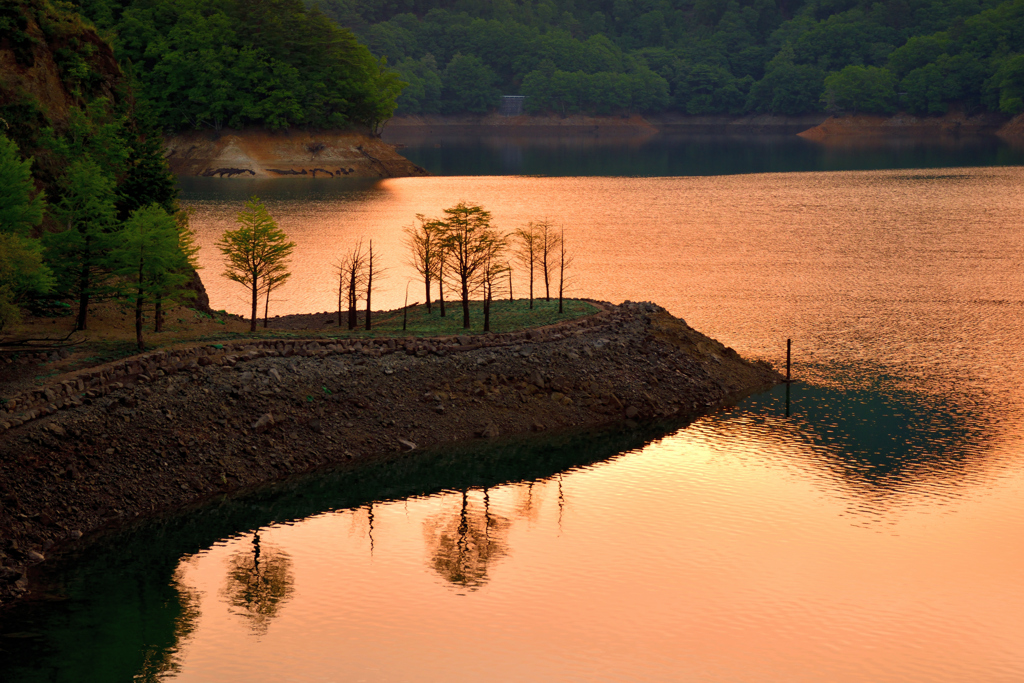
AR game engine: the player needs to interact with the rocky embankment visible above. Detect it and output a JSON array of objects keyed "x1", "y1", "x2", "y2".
[
  {"x1": 0, "y1": 302, "x2": 781, "y2": 607},
  {"x1": 797, "y1": 110, "x2": 1016, "y2": 140},
  {"x1": 164, "y1": 129, "x2": 429, "y2": 178}
]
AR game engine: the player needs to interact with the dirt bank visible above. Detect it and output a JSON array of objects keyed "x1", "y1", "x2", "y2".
[
  {"x1": 164, "y1": 128, "x2": 430, "y2": 178},
  {"x1": 0, "y1": 301, "x2": 781, "y2": 607},
  {"x1": 797, "y1": 110, "x2": 1009, "y2": 140},
  {"x1": 996, "y1": 112, "x2": 1024, "y2": 142}
]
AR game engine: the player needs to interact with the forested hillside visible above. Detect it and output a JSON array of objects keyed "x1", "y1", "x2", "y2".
[
  {"x1": 74, "y1": 0, "x2": 403, "y2": 132},
  {"x1": 310, "y1": 0, "x2": 1024, "y2": 118}
]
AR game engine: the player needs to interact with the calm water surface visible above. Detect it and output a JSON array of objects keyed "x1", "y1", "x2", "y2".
[{"x1": 3, "y1": 156, "x2": 1024, "y2": 681}]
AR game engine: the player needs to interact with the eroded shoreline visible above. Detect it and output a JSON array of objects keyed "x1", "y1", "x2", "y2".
[{"x1": 0, "y1": 301, "x2": 782, "y2": 607}]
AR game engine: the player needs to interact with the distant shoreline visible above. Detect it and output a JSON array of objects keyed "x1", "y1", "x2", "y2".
[{"x1": 385, "y1": 110, "x2": 1024, "y2": 141}]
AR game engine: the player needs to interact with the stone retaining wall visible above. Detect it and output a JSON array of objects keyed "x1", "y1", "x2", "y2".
[{"x1": 0, "y1": 307, "x2": 615, "y2": 435}]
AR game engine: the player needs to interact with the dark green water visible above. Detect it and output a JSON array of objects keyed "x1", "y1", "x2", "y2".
[{"x1": 382, "y1": 130, "x2": 1024, "y2": 176}]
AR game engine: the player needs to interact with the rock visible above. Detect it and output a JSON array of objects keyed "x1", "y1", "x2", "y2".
[
  {"x1": 308, "y1": 418, "x2": 322, "y2": 433},
  {"x1": 253, "y1": 413, "x2": 274, "y2": 433},
  {"x1": 268, "y1": 367, "x2": 282, "y2": 382},
  {"x1": 477, "y1": 422, "x2": 499, "y2": 438},
  {"x1": 531, "y1": 421, "x2": 546, "y2": 432},
  {"x1": 398, "y1": 438, "x2": 417, "y2": 451},
  {"x1": 458, "y1": 335, "x2": 472, "y2": 346},
  {"x1": 25, "y1": 550, "x2": 45, "y2": 563},
  {"x1": 625, "y1": 405, "x2": 639, "y2": 419},
  {"x1": 45, "y1": 423, "x2": 65, "y2": 437}
]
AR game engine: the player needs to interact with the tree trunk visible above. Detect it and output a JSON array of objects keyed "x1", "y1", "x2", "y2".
[
  {"x1": 338, "y1": 272, "x2": 343, "y2": 327},
  {"x1": 249, "y1": 276, "x2": 258, "y2": 332},
  {"x1": 424, "y1": 276, "x2": 431, "y2": 315},
  {"x1": 263, "y1": 286, "x2": 270, "y2": 329},
  {"x1": 348, "y1": 269, "x2": 357, "y2": 330},
  {"x1": 154, "y1": 298, "x2": 163, "y2": 332},
  {"x1": 438, "y1": 267, "x2": 446, "y2": 317},
  {"x1": 529, "y1": 258, "x2": 534, "y2": 309},
  {"x1": 483, "y1": 284, "x2": 491, "y2": 332},
  {"x1": 76, "y1": 255, "x2": 90, "y2": 331},
  {"x1": 136, "y1": 261, "x2": 145, "y2": 350},
  {"x1": 461, "y1": 275, "x2": 470, "y2": 329},
  {"x1": 365, "y1": 242, "x2": 373, "y2": 331}
]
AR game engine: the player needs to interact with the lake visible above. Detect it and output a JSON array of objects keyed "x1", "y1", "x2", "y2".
[{"x1": 2, "y1": 137, "x2": 1023, "y2": 681}]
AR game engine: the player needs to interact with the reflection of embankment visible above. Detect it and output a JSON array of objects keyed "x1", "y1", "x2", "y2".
[
  {"x1": 695, "y1": 379, "x2": 999, "y2": 501},
  {"x1": 5, "y1": 418, "x2": 689, "y2": 680}
]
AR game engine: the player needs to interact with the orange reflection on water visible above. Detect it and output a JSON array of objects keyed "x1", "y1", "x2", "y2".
[{"x1": 165, "y1": 416, "x2": 1024, "y2": 682}]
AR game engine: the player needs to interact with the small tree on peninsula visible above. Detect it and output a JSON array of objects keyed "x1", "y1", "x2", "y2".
[
  {"x1": 337, "y1": 240, "x2": 366, "y2": 330},
  {"x1": 535, "y1": 219, "x2": 561, "y2": 301},
  {"x1": 217, "y1": 197, "x2": 295, "y2": 332},
  {"x1": 514, "y1": 222, "x2": 541, "y2": 309},
  {"x1": 436, "y1": 202, "x2": 504, "y2": 329},
  {"x1": 480, "y1": 237, "x2": 509, "y2": 332},
  {"x1": 557, "y1": 225, "x2": 574, "y2": 314},
  {"x1": 404, "y1": 215, "x2": 443, "y2": 314}
]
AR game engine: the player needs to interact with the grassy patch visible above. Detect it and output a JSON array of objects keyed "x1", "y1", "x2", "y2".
[{"x1": 363, "y1": 298, "x2": 597, "y2": 337}]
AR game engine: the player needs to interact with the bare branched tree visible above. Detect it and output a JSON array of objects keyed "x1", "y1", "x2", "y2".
[
  {"x1": 558, "y1": 225, "x2": 575, "y2": 314},
  {"x1": 481, "y1": 237, "x2": 510, "y2": 332},
  {"x1": 365, "y1": 239, "x2": 383, "y2": 331},
  {"x1": 535, "y1": 219, "x2": 561, "y2": 301},
  {"x1": 404, "y1": 215, "x2": 443, "y2": 314},
  {"x1": 514, "y1": 222, "x2": 540, "y2": 309},
  {"x1": 336, "y1": 240, "x2": 367, "y2": 330}
]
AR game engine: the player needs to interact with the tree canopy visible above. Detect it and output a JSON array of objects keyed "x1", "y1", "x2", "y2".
[
  {"x1": 75, "y1": 0, "x2": 403, "y2": 131},
  {"x1": 304, "y1": 0, "x2": 1024, "y2": 117}
]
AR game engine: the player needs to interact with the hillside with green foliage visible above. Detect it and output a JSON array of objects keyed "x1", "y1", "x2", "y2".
[
  {"x1": 309, "y1": 0, "x2": 1024, "y2": 118},
  {"x1": 73, "y1": 0, "x2": 403, "y2": 132},
  {"x1": 0, "y1": 0, "x2": 193, "y2": 343}
]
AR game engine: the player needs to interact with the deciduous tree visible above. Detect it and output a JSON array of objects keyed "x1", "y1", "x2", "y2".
[
  {"x1": 337, "y1": 240, "x2": 367, "y2": 330},
  {"x1": 405, "y1": 215, "x2": 442, "y2": 314},
  {"x1": 217, "y1": 197, "x2": 295, "y2": 332},
  {"x1": 436, "y1": 202, "x2": 504, "y2": 329}
]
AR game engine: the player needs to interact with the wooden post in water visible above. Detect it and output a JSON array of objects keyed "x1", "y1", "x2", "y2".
[{"x1": 786, "y1": 338, "x2": 792, "y2": 383}]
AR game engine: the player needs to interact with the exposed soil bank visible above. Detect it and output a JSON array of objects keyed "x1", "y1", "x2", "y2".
[
  {"x1": 164, "y1": 128, "x2": 430, "y2": 178},
  {"x1": 797, "y1": 110, "x2": 1015, "y2": 140},
  {"x1": 386, "y1": 112, "x2": 828, "y2": 136},
  {"x1": 0, "y1": 301, "x2": 781, "y2": 608}
]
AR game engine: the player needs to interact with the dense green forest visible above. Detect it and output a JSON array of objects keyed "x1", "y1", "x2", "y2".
[
  {"x1": 303, "y1": 0, "x2": 1024, "y2": 117},
  {"x1": 69, "y1": 0, "x2": 1024, "y2": 120},
  {"x1": 0, "y1": 0, "x2": 195, "y2": 343},
  {"x1": 74, "y1": 0, "x2": 403, "y2": 132}
]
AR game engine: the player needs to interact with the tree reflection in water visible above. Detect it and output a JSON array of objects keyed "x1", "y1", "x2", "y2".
[
  {"x1": 221, "y1": 532, "x2": 295, "y2": 635},
  {"x1": 424, "y1": 488, "x2": 513, "y2": 591}
]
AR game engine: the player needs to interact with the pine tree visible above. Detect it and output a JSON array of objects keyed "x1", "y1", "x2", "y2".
[{"x1": 45, "y1": 158, "x2": 119, "y2": 331}]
